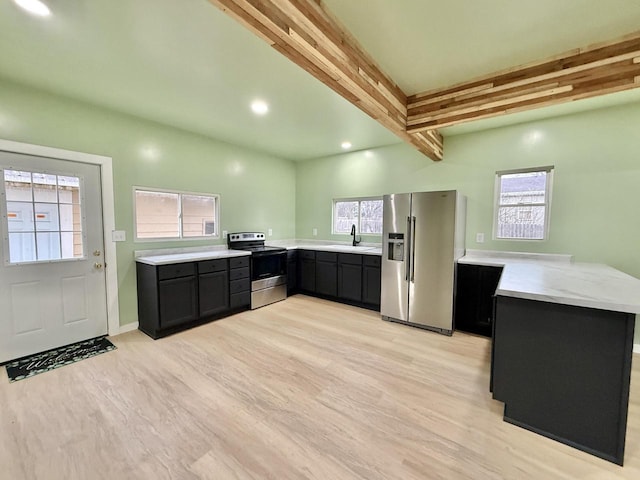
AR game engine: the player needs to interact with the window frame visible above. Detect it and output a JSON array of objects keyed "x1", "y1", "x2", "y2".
[
  {"x1": 1, "y1": 166, "x2": 88, "y2": 266},
  {"x1": 332, "y1": 196, "x2": 383, "y2": 236},
  {"x1": 492, "y1": 165, "x2": 554, "y2": 241},
  {"x1": 133, "y1": 186, "x2": 220, "y2": 242}
]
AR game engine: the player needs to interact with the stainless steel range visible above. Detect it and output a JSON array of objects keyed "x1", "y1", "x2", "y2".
[{"x1": 228, "y1": 232, "x2": 287, "y2": 309}]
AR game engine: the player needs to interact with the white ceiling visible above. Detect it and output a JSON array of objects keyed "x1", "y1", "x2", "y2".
[
  {"x1": 324, "y1": 0, "x2": 640, "y2": 94},
  {"x1": 0, "y1": 0, "x2": 639, "y2": 161}
]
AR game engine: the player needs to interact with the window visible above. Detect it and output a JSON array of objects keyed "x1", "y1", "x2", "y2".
[
  {"x1": 333, "y1": 197, "x2": 383, "y2": 235},
  {"x1": 134, "y1": 187, "x2": 219, "y2": 240},
  {"x1": 494, "y1": 166, "x2": 553, "y2": 240},
  {"x1": 3, "y1": 169, "x2": 84, "y2": 264}
]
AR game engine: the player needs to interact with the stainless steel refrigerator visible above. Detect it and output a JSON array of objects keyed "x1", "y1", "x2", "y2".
[{"x1": 381, "y1": 190, "x2": 466, "y2": 335}]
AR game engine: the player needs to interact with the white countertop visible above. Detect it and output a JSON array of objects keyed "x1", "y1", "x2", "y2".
[
  {"x1": 134, "y1": 240, "x2": 383, "y2": 266},
  {"x1": 459, "y1": 250, "x2": 640, "y2": 314},
  {"x1": 136, "y1": 249, "x2": 250, "y2": 266}
]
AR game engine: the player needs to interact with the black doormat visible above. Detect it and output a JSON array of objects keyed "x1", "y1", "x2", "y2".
[{"x1": 4, "y1": 336, "x2": 116, "y2": 382}]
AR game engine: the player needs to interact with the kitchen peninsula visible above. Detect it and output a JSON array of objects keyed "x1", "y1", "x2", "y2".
[{"x1": 460, "y1": 250, "x2": 640, "y2": 465}]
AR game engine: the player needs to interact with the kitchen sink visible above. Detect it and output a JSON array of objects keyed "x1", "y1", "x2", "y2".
[{"x1": 323, "y1": 245, "x2": 379, "y2": 253}]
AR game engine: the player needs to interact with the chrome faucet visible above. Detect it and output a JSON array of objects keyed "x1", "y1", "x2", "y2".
[{"x1": 350, "y1": 224, "x2": 360, "y2": 246}]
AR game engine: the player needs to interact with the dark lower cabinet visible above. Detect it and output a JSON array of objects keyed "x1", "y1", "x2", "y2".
[
  {"x1": 198, "y1": 259, "x2": 229, "y2": 317},
  {"x1": 316, "y1": 251, "x2": 338, "y2": 297},
  {"x1": 337, "y1": 254, "x2": 362, "y2": 302},
  {"x1": 299, "y1": 250, "x2": 316, "y2": 293},
  {"x1": 492, "y1": 295, "x2": 635, "y2": 465},
  {"x1": 229, "y1": 256, "x2": 251, "y2": 309},
  {"x1": 454, "y1": 263, "x2": 502, "y2": 337},
  {"x1": 136, "y1": 255, "x2": 251, "y2": 339},
  {"x1": 362, "y1": 255, "x2": 381, "y2": 308},
  {"x1": 287, "y1": 250, "x2": 298, "y2": 295},
  {"x1": 158, "y1": 275, "x2": 198, "y2": 329},
  {"x1": 292, "y1": 249, "x2": 381, "y2": 311}
]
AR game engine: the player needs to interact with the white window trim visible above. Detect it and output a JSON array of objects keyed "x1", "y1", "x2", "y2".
[
  {"x1": 133, "y1": 186, "x2": 220, "y2": 242},
  {"x1": 492, "y1": 166, "x2": 554, "y2": 241},
  {"x1": 332, "y1": 196, "x2": 383, "y2": 236}
]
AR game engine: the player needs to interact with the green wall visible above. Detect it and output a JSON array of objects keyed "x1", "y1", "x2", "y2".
[
  {"x1": 296, "y1": 101, "x2": 640, "y2": 281},
  {"x1": 0, "y1": 78, "x2": 296, "y2": 327},
  {"x1": 1, "y1": 76, "x2": 639, "y2": 338},
  {"x1": 296, "y1": 101, "x2": 640, "y2": 344}
]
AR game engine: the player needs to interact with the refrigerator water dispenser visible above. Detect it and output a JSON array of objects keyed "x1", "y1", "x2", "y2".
[{"x1": 387, "y1": 233, "x2": 404, "y2": 261}]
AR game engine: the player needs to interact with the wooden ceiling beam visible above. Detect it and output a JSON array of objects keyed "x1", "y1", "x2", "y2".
[
  {"x1": 208, "y1": 0, "x2": 443, "y2": 161},
  {"x1": 407, "y1": 31, "x2": 640, "y2": 133}
]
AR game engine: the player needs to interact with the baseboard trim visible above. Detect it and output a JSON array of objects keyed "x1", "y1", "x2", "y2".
[{"x1": 114, "y1": 322, "x2": 139, "y2": 336}]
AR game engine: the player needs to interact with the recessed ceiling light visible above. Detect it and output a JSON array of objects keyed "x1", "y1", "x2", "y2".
[
  {"x1": 13, "y1": 0, "x2": 51, "y2": 17},
  {"x1": 251, "y1": 100, "x2": 269, "y2": 115},
  {"x1": 341, "y1": 141, "x2": 352, "y2": 149}
]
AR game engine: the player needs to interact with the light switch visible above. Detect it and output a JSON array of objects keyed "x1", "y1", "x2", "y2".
[
  {"x1": 222, "y1": 230, "x2": 228, "y2": 239},
  {"x1": 112, "y1": 230, "x2": 126, "y2": 242},
  {"x1": 476, "y1": 233, "x2": 485, "y2": 243},
  {"x1": 312, "y1": 228, "x2": 318, "y2": 236}
]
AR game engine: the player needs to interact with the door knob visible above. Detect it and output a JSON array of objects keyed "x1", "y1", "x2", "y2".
[{"x1": 94, "y1": 263, "x2": 103, "y2": 269}]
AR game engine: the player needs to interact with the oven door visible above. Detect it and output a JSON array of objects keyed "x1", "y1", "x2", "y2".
[{"x1": 251, "y1": 251, "x2": 287, "y2": 281}]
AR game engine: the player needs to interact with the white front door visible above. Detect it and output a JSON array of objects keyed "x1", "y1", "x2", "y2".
[{"x1": 0, "y1": 151, "x2": 108, "y2": 363}]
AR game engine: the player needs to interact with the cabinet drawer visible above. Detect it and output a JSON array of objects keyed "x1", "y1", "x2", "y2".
[
  {"x1": 230, "y1": 291, "x2": 251, "y2": 309},
  {"x1": 363, "y1": 255, "x2": 381, "y2": 267},
  {"x1": 230, "y1": 256, "x2": 250, "y2": 269},
  {"x1": 158, "y1": 262, "x2": 195, "y2": 280},
  {"x1": 198, "y1": 258, "x2": 227, "y2": 274},
  {"x1": 299, "y1": 250, "x2": 315, "y2": 260},
  {"x1": 230, "y1": 278, "x2": 250, "y2": 294},
  {"x1": 338, "y1": 253, "x2": 362, "y2": 265},
  {"x1": 229, "y1": 266, "x2": 250, "y2": 281},
  {"x1": 316, "y1": 251, "x2": 337, "y2": 263}
]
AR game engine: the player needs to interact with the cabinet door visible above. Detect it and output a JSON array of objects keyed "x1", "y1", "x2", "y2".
[
  {"x1": 299, "y1": 258, "x2": 316, "y2": 292},
  {"x1": 158, "y1": 276, "x2": 198, "y2": 328},
  {"x1": 316, "y1": 261, "x2": 337, "y2": 297},
  {"x1": 338, "y1": 263, "x2": 362, "y2": 302},
  {"x1": 287, "y1": 250, "x2": 298, "y2": 294},
  {"x1": 454, "y1": 264, "x2": 481, "y2": 333},
  {"x1": 455, "y1": 264, "x2": 501, "y2": 337},
  {"x1": 199, "y1": 270, "x2": 229, "y2": 317},
  {"x1": 479, "y1": 266, "x2": 502, "y2": 330},
  {"x1": 362, "y1": 265, "x2": 381, "y2": 306}
]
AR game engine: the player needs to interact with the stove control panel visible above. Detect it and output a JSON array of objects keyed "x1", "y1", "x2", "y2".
[{"x1": 229, "y1": 232, "x2": 265, "y2": 242}]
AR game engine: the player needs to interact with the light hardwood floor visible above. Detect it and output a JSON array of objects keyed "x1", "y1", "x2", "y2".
[{"x1": 1, "y1": 295, "x2": 639, "y2": 479}]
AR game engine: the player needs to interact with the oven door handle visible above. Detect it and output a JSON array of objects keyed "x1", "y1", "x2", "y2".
[{"x1": 250, "y1": 250, "x2": 287, "y2": 258}]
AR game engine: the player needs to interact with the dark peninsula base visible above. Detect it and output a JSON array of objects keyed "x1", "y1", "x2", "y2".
[{"x1": 491, "y1": 295, "x2": 635, "y2": 465}]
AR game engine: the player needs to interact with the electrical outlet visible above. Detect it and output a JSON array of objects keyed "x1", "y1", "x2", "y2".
[
  {"x1": 476, "y1": 233, "x2": 485, "y2": 243},
  {"x1": 268, "y1": 228, "x2": 273, "y2": 236},
  {"x1": 111, "y1": 230, "x2": 126, "y2": 242},
  {"x1": 312, "y1": 228, "x2": 318, "y2": 236},
  {"x1": 222, "y1": 230, "x2": 228, "y2": 239}
]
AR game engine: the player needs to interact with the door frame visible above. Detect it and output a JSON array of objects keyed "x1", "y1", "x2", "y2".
[{"x1": 0, "y1": 138, "x2": 121, "y2": 336}]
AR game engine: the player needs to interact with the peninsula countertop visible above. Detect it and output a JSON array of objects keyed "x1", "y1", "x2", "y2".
[{"x1": 459, "y1": 250, "x2": 640, "y2": 314}]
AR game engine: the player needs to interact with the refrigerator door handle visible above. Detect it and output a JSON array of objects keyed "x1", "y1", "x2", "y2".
[
  {"x1": 410, "y1": 216, "x2": 417, "y2": 282},
  {"x1": 406, "y1": 215, "x2": 412, "y2": 281}
]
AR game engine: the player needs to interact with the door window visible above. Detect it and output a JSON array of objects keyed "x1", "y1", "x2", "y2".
[{"x1": 3, "y1": 169, "x2": 84, "y2": 263}]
